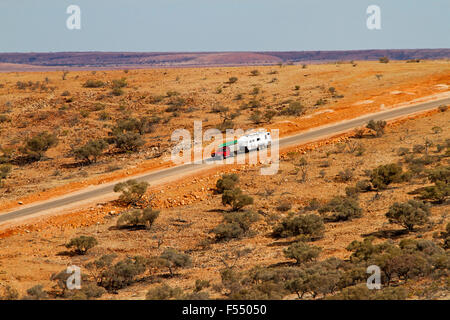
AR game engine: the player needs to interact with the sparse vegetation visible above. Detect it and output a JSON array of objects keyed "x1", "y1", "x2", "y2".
[
  {"x1": 20, "y1": 131, "x2": 58, "y2": 161},
  {"x1": 65, "y1": 236, "x2": 98, "y2": 255},
  {"x1": 116, "y1": 207, "x2": 160, "y2": 229},
  {"x1": 113, "y1": 180, "x2": 149, "y2": 205},
  {"x1": 273, "y1": 213, "x2": 325, "y2": 241},
  {"x1": 386, "y1": 200, "x2": 430, "y2": 231}
]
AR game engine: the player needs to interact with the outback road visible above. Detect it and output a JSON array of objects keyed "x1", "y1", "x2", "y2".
[{"x1": 1, "y1": 96, "x2": 449, "y2": 224}]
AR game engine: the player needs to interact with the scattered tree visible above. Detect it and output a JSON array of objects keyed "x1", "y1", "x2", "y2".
[
  {"x1": 20, "y1": 131, "x2": 58, "y2": 161},
  {"x1": 273, "y1": 213, "x2": 325, "y2": 240},
  {"x1": 366, "y1": 120, "x2": 387, "y2": 137},
  {"x1": 386, "y1": 200, "x2": 430, "y2": 231},
  {"x1": 114, "y1": 180, "x2": 149, "y2": 205},
  {"x1": 216, "y1": 173, "x2": 239, "y2": 193},
  {"x1": 72, "y1": 139, "x2": 107, "y2": 164},
  {"x1": 116, "y1": 208, "x2": 160, "y2": 230},
  {"x1": 222, "y1": 188, "x2": 254, "y2": 211},
  {"x1": 66, "y1": 236, "x2": 98, "y2": 255},
  {"x1": 284, "y1": 242, "x2": 322, "y2": 264}
]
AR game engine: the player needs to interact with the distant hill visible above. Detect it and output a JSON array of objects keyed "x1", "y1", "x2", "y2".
[{"x1": 0, "y1": 49, "x2": 449, "y2": 71}]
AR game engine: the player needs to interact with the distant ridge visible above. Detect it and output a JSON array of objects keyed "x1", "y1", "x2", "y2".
[{"x1": 0, "y1": 49, "x2": 449, "y2": 71}]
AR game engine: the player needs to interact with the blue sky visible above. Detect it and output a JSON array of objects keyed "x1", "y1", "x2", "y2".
[{"x1": 0, "y1": 0, "x2": 449, "y2": 52}]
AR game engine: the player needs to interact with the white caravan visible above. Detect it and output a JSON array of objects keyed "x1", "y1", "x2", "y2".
[{"x1": 237, "y1": 131, "x2": 272, "y2": 153}]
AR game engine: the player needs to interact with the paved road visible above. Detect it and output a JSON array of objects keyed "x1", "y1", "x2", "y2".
[{"x1": 1, "y1": 97, "x2": 449, "y2": 224}]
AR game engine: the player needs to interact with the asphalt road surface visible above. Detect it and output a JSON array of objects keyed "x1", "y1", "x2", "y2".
[{"x1": 1, "y1": 97, "x2": 449, "y2": 224}]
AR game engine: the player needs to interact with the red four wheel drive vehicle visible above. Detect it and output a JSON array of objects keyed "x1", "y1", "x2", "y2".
[{"x1": 211, "y1": 146, "x2": 231, "y2": 159}]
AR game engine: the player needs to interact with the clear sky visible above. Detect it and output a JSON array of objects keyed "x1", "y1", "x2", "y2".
[{"x1": 0, "y1": 0, "x2": 449, "y2": 53}]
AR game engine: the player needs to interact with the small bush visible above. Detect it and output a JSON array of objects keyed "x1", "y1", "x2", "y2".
[
  {"x1": 284, "y1": 242, "x2": 321, "y2": 264},
  {"x1": 72, "y1": 139, "x2": 107, "y2": 164},
  {"x1": 83, "y1": 80, "x2": 105, "y2": 88},
  {"x1": 92, "y1": 256, "x2": 147, "y2": 291},
  {"x1": 379, "y1": 56, "x2": 389, "y2": 63},
  {"x1": 337, "y1": 168, "x2": 354, "y2": 182},
  {"x1": 213, "y1": 211, "x2": 259, "y2": 241},
  {"x1": 110, "y1": 132, "x2": 144, "y2": 152},
  {"x1": 276, "y1": 200, "x2": 292, "y2": 212},
  {"x1": 370, "y1": 163, "x2": 403, "y2": 190},
  {"x1": 20, "y1": 131, "x2": 58, "y2": 161},
  {"x1": 117, "y1": 208, "x2": 159, "y2": 230},
  {"x1": 216, "y1": 173, "x2": 239, "y2": 193},
  {"x1": 0, "y1": 164, "x2": 11, "y2": 185},
  {"x1": 319, "y1": 196, "x2": 363, "y2": 221},
  {"x1": 222, "y1": 188, "x2": 254, "y2": 211},
  {"x1": 366, "y1": 120, "x2": 387, "y2": 137},
  {"x1": 273, "y1": 213, "x2": 325, "y2": 240},
  {"x1": 25, "y1": 285, "x2": 48, "y2": 300},
  {"x1": 146, "y1": 284, "x2": 183, "y2": 300},
  {"x1": 113, "y1": 180, "x2": 149, "y2": 205},
  {"x1": 111, "y1": 87, "x2": 124, "y2": 96},
  {"x1": 386, "y1": 200, "x2": 430, "y2": 231},
  {"x1": 112, "y1": 78, "x2": 128, "y2": 89},
  {"x1": 438, "y1": 105, "x2": 448, "y2": 112},
  {"x1": 0, "y1": 114, "x2": 10, "y2": 123},
  {"x1": 228, "y1": 77, "x2": 238, "y2": 84},
  {"x1": 158, "y1": 248, "x2": 192, "y2": 276},
  {"x1": 66, "y1": 236, "x2": 98, "y2": 255},
  {"x1": 283, "y1": 101, "x2": 304, "y2": 116}
]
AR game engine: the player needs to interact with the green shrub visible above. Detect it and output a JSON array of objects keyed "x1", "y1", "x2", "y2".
[
  {"x1": 112, "y1": 78, "x2": 128, "y2": 89},
  {"x1": 110, "y1": 132, "x2": 144, "y2": 152},
  {"x1": 337, "y1": 168, "x2": 354, "y2": 182},
  {"x1": 355, "y1": 180, "x2": 372, "y2": 192},
  {"x1": 216, "y1": 173, "x2": 239, "y2": 193},
  {"x1": 25, "y1": 285, "x2": 48, "y2": 300},
  {"x1": 273, "y1": 213, "x2": 325, "y2": 240},
  {"x1": 284, "y1": 242, "x2": 321, "y2": 264},
  {"x1": 319, "y1": 196, "x2": 363, "y2": 221},
  {"x1": 111, "y1": 87, "x2": 124, "y2": 96},
  {"x1": 72, "y1": 139, "x2": 107, "y2": 164},
  {"x1": 386, "y1": 200, "x2": 430, "y2": 231},
  {"x1": 366, "y1": 120, "x2": 387, "y2": 137},
  {"x1": 66, "y1": 236, "x2": 98, "y2": 255},
  {"x1": 0, "y1": 285, "x2": 19, "y2": 300},
  {"x1": 113, "y1": 180, "x2": 149, "y2": 205},
  {"x1": 212, "y1": 222, "x2": 245, "y2": 241},
  {"x1": 158, "y1": 248, "x2": 192, "y2": 276},
  {"x1": 370, "y1": 163, "x2": 403, "y2": 190},
  {"x1": 283, "y1": 101, "x2": 304, "y2": 116},
  {"x1": 117, "y1": 208, "x2": 159, "y2": 229},
  {"x1": 146, "y1": 284, "x2": 183, "y2": 300},
  {"x1": 212, "y1": 211, "x2": 259, "y2": 241},
  {"x1": 264, "y1": 109, "x2": 277, "y2": 123},
  {"x1": 249, "y1": 110, "x2": 263, "y2": 124},
  {"x1": 222, "y1": 188, "x2": 254, "y2": 211},
  {"x1": 96, "y1": 256, "x2": 147, "y2": 291},
  {"x1": 0, "y1": 164, "x2": 11, "y2": 186},
  {"x1": 414, "y1": 181, "x2": 449, "y2": 203},
  {"x1": 83, "y1": 80, "x2": 105, "y2": 88},
  {"x1": 0, "y1": 114, "x2": 10, "y2": 123},
  {"x1": 20, "y1": 131, "x2": 58, "y2": 161}
]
